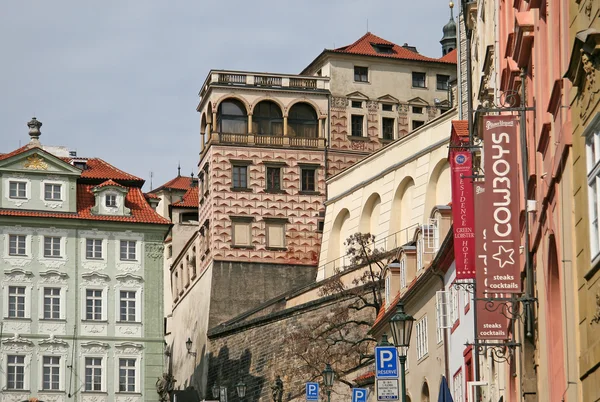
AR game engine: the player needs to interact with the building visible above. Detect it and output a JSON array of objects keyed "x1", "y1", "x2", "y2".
[
  {"x1": 565, "y1": 3, "x2": 600, "y2": 401},
  {"x1": 0, "y1": 118, "x2": 170, "y2": 402}
]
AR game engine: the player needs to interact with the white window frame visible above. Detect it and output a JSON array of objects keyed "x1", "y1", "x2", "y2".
[
  {"x1": 8, "y1": 234, "x2": 27, "y2": 256},
  {"x1": 119, "y1": 240, "x2": 137, "y2": 261},
  {"x1": 44, "y1": 236, "x2": 62, "y2": 258},
  {"x1": 415, "y1": 315, "x2": 429, "y2": 361},
  {"x1": 114, "y1": 281, "x2": 143, "y2": 323},
  {"x1": 39, "y1": 285, "x2": 67, "y2": 320},
  {"x1": 450, "y1": 287, "x2": 460, "y2": 325},
  {"x1": 82, "y1": 288, "x2": 107, "y2": 321},
  {"x1": 42, "y1": 355, "x2": 61, "y2": 391},
  {"x1": 6, "y1": 354, "x2": 27, "y2": 390},
  {"x1": 83, "y1": 356, "x2": 105, "y2": 392},
  {"x1": 105, "y1": 194, "x2": 117, "y2": 208},
  {"x1": 3, "y1": 283, "x2": 32, "y2": 319},
  {"x1": 385, "y1": 275, "x2": 391, "y2": 308},
  {"x1": 7, "y1": 285, "x2": 27, "y2": 318},
  {"x1": 399, "y1": 259, "x2": 407, "y2": 289},
  {"x1": 117, "y1": 357, "x2": 139, "y2": 393},
  {"x1": 416, "y1": 235, "x2": 424, "y2": 271},
  {"x1": 86, "y1": 238, "x2": 104, "y2": 260},
  {"x1": 118, "y1": 289, "x2": 139, "y2": 323},
  {"x1": 8, "y1": 181, "x2": 27, "y2": 199},
  {"x1": 585, "y1": 116, "x2": 600, "y2": 261},
  {"x1": 436, "y1": 290, "x2": 452, "y2": 343},
  {"x1": 453, "y1": 369, "x2": 464, "y2": 402},
  {"x1": 44, "y1": 183, "x2": 63, "y2": 201}
]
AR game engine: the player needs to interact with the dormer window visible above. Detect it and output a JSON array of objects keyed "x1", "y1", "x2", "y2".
[
  {"x1": 106, "y1": 194, "x2": 117, "y2": 207},
  {"x1": 372, "y1": 44, "x2": 395, "y2": 54},
  {"x1": 44, "y1": 184, "x2": 62, "y2": 201},
  {"x1": 71, "y1": 159, "x2": 87, "y2": 170}
]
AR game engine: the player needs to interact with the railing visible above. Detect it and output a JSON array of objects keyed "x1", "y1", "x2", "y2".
[
  {"x1": 290, "y1": 137, "x2": 321, "y2": 148},
  {"x1": 207, "y1": 133, "x2": 324, "y2": 149},
  {"x1": 289, "y1": 78, "x2": 317, "y2": 89},
  {"x1": 219, "y1": 133, "x2": 248, "y2": 144},
  {"x1": 255, "y1": 134, "x2": 284, "y2": 146},
  {"x1": 218, "y1": 73, "x2": 247, "y2": 85},
  {"x1": 255, "y1": 75, "x2": 282, "y2": 86}
]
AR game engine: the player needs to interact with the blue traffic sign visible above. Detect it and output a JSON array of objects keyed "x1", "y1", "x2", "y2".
[
  {"x1": 352, "y1": 388, "x2": 368, "y2": 402},
  {"x1": 306, "y1": 382, "x2": 319, "y2": 401},
  {"x1": 375, "y1": 346, "x2": 399, "y2": 379}
]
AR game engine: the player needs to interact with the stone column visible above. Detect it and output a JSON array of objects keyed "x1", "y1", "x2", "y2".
[
  {"x1": 283, "y1": 116, "x2": 288, "y2": 136},
  {"x1": 318, "y1": 117, "x2": 324, "y2": 138},
  {"x1": 248, "y1": 113, "x2": 253, "y2": 134}
]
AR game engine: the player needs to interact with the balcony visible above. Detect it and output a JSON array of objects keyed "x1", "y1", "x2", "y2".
[
  {"x1": 201, "y1": 132, "x2": 326, "y2": 154},
  {"x1": 200, "y1": 70, "x2": 330, "y2": 97}
]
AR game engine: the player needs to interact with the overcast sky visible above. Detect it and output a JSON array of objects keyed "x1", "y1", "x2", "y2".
[{"x1": 1, "y1": 1, "x2": 455, "y2": 190}]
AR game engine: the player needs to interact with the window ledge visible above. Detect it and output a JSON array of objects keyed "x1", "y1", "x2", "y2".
[
  {"x1": 4, "y1": 389, "x2": 31, "y2": 392},
  {"x1": 9, "y1": 197, "x2": 28, "y2": 200},
  {"x1": 115, "y1": 392, "x2": 142, "y2": 395},
  {"x1": 40, "y1": 318, "x2": 67, "y2": 322},
  {"x1": 81, "y1": 320, "x2": 108, "y2": 323},
  {"x1": 4, "y1": 317, "x2": 32, "y2": 321},
  {"x1": 231, "y1": 187, "x2": 253, "y2": 192},
  {"x1": 120, "y1": 259, "x2": 138, "y2": 262},
  {"x1": 264, "y1": 189, "x2": 287, "y2": 194},
  {"x1": 39, "y1": 389, "x2": 66, "y2": 393},
  {"x1": 412, "y1": 86, "x2": 428, "y2": 89},
  {"x1": 266, "y1": 247, "x2": 288, "y2": 251},
  {"x1": 8, "y1": 253, "x2": 28, "y2": 257},
  {"x1": 299, "y1": 191, "x2": 320, "y2": 196},
  {"x1": 116, "y1": 321, "x2": 142, "y2": 324},
  {"x1": 42, "y1": 255, "x2": 63, "y2": 259},
  {"x1": 82, "y1": 391, "x2": 108, "y2": 395},
  {"x1": 85, "y1": 257, "x2": 105, "y2": 261},
  {"x1": 347, "y1": 135, "x2": 369, "y2": 142},
  {"x1": 44, "y1": 198, "x2": 63, "y2": 202},
  {"x1": 417, "y1": 354, "x2": 429, "y2": 363},
  {"x1": 231, "y1": 245, "x2": 255, "y2": 250}
]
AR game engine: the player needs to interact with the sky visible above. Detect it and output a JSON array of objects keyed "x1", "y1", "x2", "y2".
[{"x1": 0, "y1": 1, "x2": 455, "y2": 190}]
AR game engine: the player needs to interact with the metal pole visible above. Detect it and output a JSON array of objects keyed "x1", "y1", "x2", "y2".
[
  {"x1": 399, "y1": 355, "x2": 407, "y2": 402},
  {"x1": 327, "y1": 390, "x2": 331, "y2": 402}
]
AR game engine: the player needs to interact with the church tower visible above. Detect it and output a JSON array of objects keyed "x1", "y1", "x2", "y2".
[{"x1": 440, "y1": 2, "x2": 457, "y2": 55}]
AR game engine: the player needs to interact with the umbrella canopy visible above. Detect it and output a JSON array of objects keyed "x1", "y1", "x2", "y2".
[{"x1": 437, "y1": 376, "x2": 454, "y2": 402}]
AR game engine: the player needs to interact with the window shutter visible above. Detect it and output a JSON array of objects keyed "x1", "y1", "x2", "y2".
[
  {"x1": 436, "y1": 290, "x2": 451, "y2": 328},
  {"x1": 267, "y1": 224, "x2": 285, "y2": 248},
  {"x1": 233, "y1": 222, "x2": 250, "y2": 246}
]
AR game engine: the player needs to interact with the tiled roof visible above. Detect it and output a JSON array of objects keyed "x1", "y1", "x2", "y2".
[
  {"x1": 439, "y1": 48, "x2": 458, "y2": 63},
  {"x1": 353, "y1": 371, "x2": 375, "y2": 383},
  {"x1": 330, "y1": 32, "x2": 457, "y2": 64},
  {"x1": 144, "y1": 192, "x2": 160, "y2": 199},
  {"x1": 0, "y1": 144, "x2": 31, "y2": 161},
  {"x1": 451, "y1": 120, "x2": 469, "y2": 139},
  {"x1": 0, "y1": 186, "x2": 169, "y2": 224},
  {"x1": 152, "y1": 175, "x2": 196, "y2": 192},
  {"x1": 95, "y1": 179, "x2": 126, "y2": 189},
  {"x1": 172, "y1": 187, "x2": 199, "y2": 208},
  {"x1": 61, "y1": 157, "x2": 144, "y2": 182}
]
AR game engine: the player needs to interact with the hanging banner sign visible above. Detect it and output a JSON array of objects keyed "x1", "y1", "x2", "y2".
[
  {"x1": 482, "y1": 116, "x2": 522, "y2": 293},
  {"x1": 475, "y1": 181, "x2": 509, "y2": 340},
  {"x1": 450, "y1": 150, "x2": 476, "y2": 279}
]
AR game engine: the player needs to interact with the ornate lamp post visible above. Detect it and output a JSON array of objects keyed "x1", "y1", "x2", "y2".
[
  {"x1": 389, "y1": 303, "x2": 415, "y2": 402},
  {"x1": 185, "y1": 337, "x2": 197, "y2": 357},
  {"x1": 212, "y1": 383, "x2": 221, "y2": 400},
  {"x1": 322, "y1": 364, "x2": 335, "y2": 402},
  {"x1": 236, "y1": 380, "x2": 247, "y2": 401}
]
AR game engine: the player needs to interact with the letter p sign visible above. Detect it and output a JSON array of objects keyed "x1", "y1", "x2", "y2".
[
  {"x1": 306, "y1": 382, "x2": 319, "y2": 401},
  {"x1": 352, "y1": 388, "x2": 368, "y2": 402},
  {"x1": 375, "y1": 346, "x2": 399, "y2": 378}
]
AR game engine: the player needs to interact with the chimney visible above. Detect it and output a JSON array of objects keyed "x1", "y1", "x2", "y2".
[{"x1": 27, "y1": 117, "x2": 42, "y2": 147}]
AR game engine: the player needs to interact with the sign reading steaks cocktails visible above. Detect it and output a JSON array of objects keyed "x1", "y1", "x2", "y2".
[{"x1": 482, "y1": 116, "x2": 522, "y2": 294}]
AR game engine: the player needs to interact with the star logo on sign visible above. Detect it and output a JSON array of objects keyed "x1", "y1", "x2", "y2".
[{"x1": 493, "y1": 245, "x2": 515, "y2": 268}]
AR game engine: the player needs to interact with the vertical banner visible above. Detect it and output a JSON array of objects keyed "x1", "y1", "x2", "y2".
[
  {"x1": 482, "y1": 116, "x2": 522, "y2": 293},
  {"x1": 475, "y1": 182, "x2": 508, "y2": 340},
  {"x1": 450, "y1": 151, "x2": 475, "y2": 279}
]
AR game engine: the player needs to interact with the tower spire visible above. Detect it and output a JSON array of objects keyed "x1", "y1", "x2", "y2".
[
  {"x1": 440, "y1": 1, "x2": 457, "y2": 56},
  {"x1": 177, "y1": 162, "x2": 181, "y2": 177}
]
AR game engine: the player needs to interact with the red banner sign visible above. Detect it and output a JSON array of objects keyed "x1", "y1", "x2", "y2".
[
  {"x1": 475, "y1": 181, "x2": 509, "y2": 340},
  {"x1": 482, "y1": 116, "x2": 521, "y2": 293},
  {"x1": 450, "y1": 151, "x2": 476, "y2": 279}
]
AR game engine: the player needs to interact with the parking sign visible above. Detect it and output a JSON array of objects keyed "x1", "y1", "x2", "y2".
[
  {"x1": 375, "y1": 346, "x2": 399, "y2": 379},
  {"x1": 306, "y1": 382, "x2": 319, "y2": 401},
  {"x1": 353, "y1": 388, "x2": 368, "y2": 402}
]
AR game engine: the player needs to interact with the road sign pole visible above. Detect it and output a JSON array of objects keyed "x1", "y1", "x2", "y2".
[{"x1": 399, "y1": 356, "x2": 406, "y2": 402}]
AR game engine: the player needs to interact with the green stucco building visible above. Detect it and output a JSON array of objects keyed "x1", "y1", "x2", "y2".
[{"x1": 0, "y1": 118, "x2": 170, "y2": 402}]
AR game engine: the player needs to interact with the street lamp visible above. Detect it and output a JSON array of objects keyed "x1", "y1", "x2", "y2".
[
  {"x1": 185, "y1": 337, "x2": 197, "y2": 357},
  {"x1": 236, "y1": 380, "x2": 247, "y2": 400},
  {"x1": 322, "y1": 364, "x2": 335, "y2": 402},
  {"x1": 389, "y1": 303, "x2": 415, "y2": 402}
]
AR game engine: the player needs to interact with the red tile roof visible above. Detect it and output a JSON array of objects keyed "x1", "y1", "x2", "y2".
[
  {"x1": 451, "y1": 120, "x2": 469, "y2": 139},
  {"x1": 330, "y1": 32, "x2": 456, "y2": 64},
  {"x1": 95, "y1": 179, "x2": 126, "y2": 189},
  {"x1": 0, "y1": 145, "x2": 31, "y2": 161},
  {"x1": 171, "y1": 187, "x2": 199, "y2": 208},
  {"x1": 152, "y1": 175, "x2": 196, "y2": 192},
  {"x1": 61, "y1": 157, "x2": 144, "y2": 182},
  {"x1": 144, "y1": 192, "x2": 160, "y2": 199},
  {"x1": 439, "y1": 48, "x2": 457, "y2": 64},
  {"x1": 353, "y1": 371, "x2": 375, "y2": 383}
]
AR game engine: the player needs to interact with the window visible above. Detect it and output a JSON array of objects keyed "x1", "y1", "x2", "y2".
[
  {"x1": 105, "y1": 194, "x2": 117, "y2": 207},
  {"x1": 180, "y1": 212, "x2": 199, "y2": 223},
  {"x1": 119, "y1": 358, "x2": 136, "y2": 393},
  {"x1": 232, "y1": 165, "x2": 248, "y2": 189},
  {"x1": 300, "y1": 168, "x2": 317, "y2": 192},
  {"x1": 7, "y1": 355, "x2": 25, "y2": 390},
  {"x1": 85, "y1": 357, "x2": 103, "y2": 391},
  {"x1": 437, "y1": 74, "x2": 450, "y2": 91},
  {"x1": 453, "y1": 370, "x2": 464, "y2": 402},
  {"x1": 167, "y1": 245, "x2": 172, "y2": 258},
  {"x1": 43, "y1": 356, "x2": 60, "y2": 390},
  {"x1": 9, "y1": 181, "x2": 26, "y2": 198},
  {"x1": 415, "y1": 315, "x2": 429, "y2": 360},
  {"x1": 586, "y1": 124, "x2": 600, "y2": 259},
  {"x1": 120, "y1": 290, "x2": 137, "y2": 322},
  {"x1": 385, "y1": 275, "x2": 391, "y2": 308},
  {"x1": 266, "y1": 167, "x2": 281, "y2": 191},
  {"x1": 399, "y1": 259, "x2": 407, "y2": 289},
  {"x1": 372, "y1": 44, "x2": 395, "y2": 54},
  {"x1": 86, "y1": 239, "x2": 102, "y2": 259},
  {"x1": 351, "y1": 115, "x2": 364, "y2": 137},
  {"x1": 412, "y1": 72, "x2": 426, "y2": 88},
  {"x1": 412, "y1": 106, "x2": 423, "y2": 114},
  {"x1": 412, "y1": 120, "x2": 425, "y2": 130},
  {"x1": 416, "y1": 237, "x2": 423, "y2": 270},
  {"x1": 382, "y1": 118, "x2": 395, "y2": 140},
  {"x1": 352, "y1": 101, "x2": 363, "y2": 108},
  {"x1": 8, "y1": 286, "x2": 26, "y2": 318},
  {"x1": 252, "y1": 101, "x2": 283, "y2": 135},
  {"x1": 86, "y1": 289, "x2": 103, "y2": 320},
  {"x1": 288, "y1": 103, "x2": 318, "y2": 138},
  {"x1": 218, "y1": 99, "x2": 248, "y2": 134},
  {"x1": 120, "y1": 240, "x2": 137, "y2": 261},
  {"x1": 450, "y1": 287, "x2": 459, "y2": 325},
  {"x1": 44, "y1": 183, "x2": 62, "y2": 200},
  {"x1": 44, "y1": 236, "x2": 61, "y2": 258},
  {"x1": 436, "y1": 291, "x2": 451, "y2": 344},
  {"x1": 382, "y1": 104, "x2": 393, "y2": 112},
  {"x1": 354, "y1": 66, "x2": 368, "y2": 82},
  {"x1": 231, "y1": 217, "x2": 252, "y2": 247},
  {"x1": 43, "y1": 288, "x2": 61, "y2": 319},
  {"x1": 266, "y1": 220, "x2": 286, "y2": 249},
  {"x1": 9, "y1": 234, "x2": 26, "y2": 256}
]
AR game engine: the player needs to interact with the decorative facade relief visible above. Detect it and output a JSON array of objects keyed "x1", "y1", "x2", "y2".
[
  {"x1": 82, "y1": 395, "x2": 108, "y2": 402},
  {"x1": 38, "y1": 334, "x2": 70, "y2": 353},
  {"x1": 79, "y1": 341, "x2": 110, "y2": 355},
  {"x1": 331, "y1": 96, "x2": 349, "y2": 109},
  {"x1": 580, "y1": 51, "x2": 600, "y2": 122},
  {"x1": 367, "y1": 100, "x2": 379, "y2": 113},
  {"x1": 37, "y1": 394, "x2": 66, "y2": 402},
  {"x1": 116, "y1": 262, "x2": 141, "y2": 272},
  {"x1": 81, "y1": 272, "x2": 110, "y2": 286},
  {"x1": 24, "y1": 154, "x2": 49, "y2": 170},
  {"x1": 39, "y1": 269, "x2": 69, "y2": 284},
  {"x1": 114, "y1": 342, "x2": 144, "y2": 355},
  {"x1": 115, "y1": 273, "x2": 144, "y2": 287},
  {"x1": 1, "y1": 333, "x2": 34, "y2": 352},
  {"x1": 2, "y1": 267, "x2": 34, "y2": 282},
  {"x1": 145, "y1": 243, "x2": 164, "y2": 260},
  {"x1": 2, "y1": 320, "x2": 31, "y2": 333},
  {"x1": 39, "y1": 321, "x2": 67, "y2": 335},
  {"x1": 116, "y1": 396, "x2": 142, "y2": 402},
  {"x1": 116, "y1": 325, "x2": 142, "y2": 337},
  {"x1": 2, "y1": 393, "x2": 29, "y2": 402},
  {"x1": 82, "y1": 324, "x2": 108, "y2": 336}
]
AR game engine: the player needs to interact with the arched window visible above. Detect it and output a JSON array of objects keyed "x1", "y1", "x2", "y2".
[
  {"x1": 253, "y1": 101, "x2": 283, "y2": 135},
  {"x1": 288, "y1": 103, "x2": 318, "y2": 138},
  {"x1": 218, "y1": 99, "x2": 247, "y2": 134}
]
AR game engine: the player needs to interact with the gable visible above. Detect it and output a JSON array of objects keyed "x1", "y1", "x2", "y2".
[
  {"x1": 345, "y1": 91, "x2": 370, "y2": 100},
  {"x1": 378, "y1": 94, "x2": 400, "y2": 103},
  {"x1": 0, "y1": 147, "x2": 82, "y2": 176},
  {"x1": 407, "y1": 97, "x2": 430, "y2": 106}
]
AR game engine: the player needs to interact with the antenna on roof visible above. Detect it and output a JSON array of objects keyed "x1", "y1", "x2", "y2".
[
  {"x1": 150, "y1": 172, "x2": 154, "y2": 190},
  {"x1": 177, "y1": 162, "x2": 181, "y2": 177}
]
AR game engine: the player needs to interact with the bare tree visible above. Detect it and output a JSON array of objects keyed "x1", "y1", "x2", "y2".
[{"x1": 286, "y1": 233, "x2": 393, "y2": 389}]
